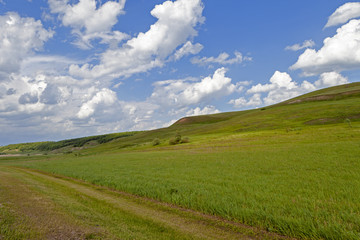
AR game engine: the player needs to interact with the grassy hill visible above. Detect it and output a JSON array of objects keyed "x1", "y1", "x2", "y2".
[
  {"x1": 1, "y1": 83, "x2": 359, "y2": 239},
  {"x1": 1, "y1": 82, "x2": 359, "y2": 155},
  {"x1": 79, "y1": 82, "x2": 360, "y2": 153}
]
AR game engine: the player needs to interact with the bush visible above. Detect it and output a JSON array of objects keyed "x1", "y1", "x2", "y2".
[
  {"x1": 174, "y1": 132, "x2": 182, "y2": 143},
  {"x1": 180, "y1": 137, "x2": 190, "y2": 143},
  {"x1": 152, "y1": 138, "x2": 160, "y2": 146},
  {"x1": 169, "y1": 138, "x2": 178, "y2": 145},
  {"x1": 169, "y1": 132, "x2": 189, "y2": 145}
]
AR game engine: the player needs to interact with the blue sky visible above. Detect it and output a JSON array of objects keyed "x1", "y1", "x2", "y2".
[{"x1": 0, "y1": 0, "x2": 359, "y2": 145}]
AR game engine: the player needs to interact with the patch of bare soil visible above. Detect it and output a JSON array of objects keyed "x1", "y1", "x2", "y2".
[
  {"x1": 0, "y1": 154, "x2": 22, "y2": 157},
  {"x1": 305, "y1": 113, "x2": 360, "y2": 125},
  {"x1": 287, "y1": 89, "x2": 360, "y2": 104},
  {"x1": 174, "y1": 117, "x2": 192, "y2": 125}
]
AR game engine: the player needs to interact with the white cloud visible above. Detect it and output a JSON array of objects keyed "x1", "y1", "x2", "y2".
[
  {"x1": 181, "y1": 68, "x2": 236, "y2": 104},
  {"x1": 0, "y1": 12, "x2": 53, "y2": 76},
  {"x1": 48, "y1": 0, "x2": 126, "y2": 48},
  {"x1": 247, "y1": 71, "x2": 296, "y2": 94},
  {"x1": 191, "y1": 51, "x2": 251, "y2": 66},
  {"x1": 231, "y1": 71, "x2": 318, "y2": 108},
  {"x1": 150, "y1": 68, "x2": 236, "y2": 107},
  {"x1": 186, "y1": 105, "x2": 220, "y2": 116},
  {"x1": 69, "y1": 0, "x2": 205, "y2": 79},
  {"x1": 257, "y1": 71, "x2": 316, "y2": 105},
  {"x1": 285, "y1": 39, "x2": 315, "y2": 51},
  {"x1": 291, "y1": 19, "x2": 360, "y2": 76},
  {"x1": 263, "y1": 80, "x2": 316, "y2": 105},
  {"x1": 0, "y1": 71, "x2": 135, "y2": 144},
  {"x1": 315, "y1": 71, "x2": 349, "y2": 88},
  {"x1": 172, "y1": 41, "x2": 203, "y2": 61},
  {"x1": 21, "y1": 55, "x2": 80, "y2": 76},
  {"x1": 77, "y1": 88, "x2": 117, "y2": 119},
  {"x1": 325, "y1": 2, "x2": 360, "y2": 28},
  {"x1": 229, "y1": 93, "x2": 262, "y2": 108}
]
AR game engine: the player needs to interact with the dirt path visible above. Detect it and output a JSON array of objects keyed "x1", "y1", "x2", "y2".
[{"x1": 0, "y1": 166, "x2": 292, "y2": 239}]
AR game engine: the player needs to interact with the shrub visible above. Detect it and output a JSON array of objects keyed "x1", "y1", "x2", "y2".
[
  {"x1": 169, "y1": 138, "x2": 177, "y2": 145},
  {"x1": 169, "y1": 132, "x2": 189, "y2": 145},
  {"x1": 152, "y1": 138, "x2": 160, "y2": 146},
  {"x1": 180, "y1": 137, "x2": 190, "y2": 143},
  {"x1": 174, "y1": 131, "x2": 182, "y2": 143}
]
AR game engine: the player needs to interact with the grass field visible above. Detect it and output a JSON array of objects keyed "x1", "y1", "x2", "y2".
[{"x1": 1, "y1": 83, "x2": 360, "y2": 239}]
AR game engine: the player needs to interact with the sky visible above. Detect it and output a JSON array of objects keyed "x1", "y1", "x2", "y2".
[{"x1": 0, "y1": 0, "x2": 359, "y2": 145}]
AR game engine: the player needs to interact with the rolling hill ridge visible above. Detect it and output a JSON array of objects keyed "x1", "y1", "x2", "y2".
[{"x1": 1, "y1": 82, "x2": 359, "y2": 155}]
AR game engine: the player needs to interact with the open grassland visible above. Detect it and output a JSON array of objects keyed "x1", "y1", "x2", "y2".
[
  {"x1": 1, "y1": 83, "x2": 360, "y2": 239},
  {"x1": 3, "y1": 123, "x2": 360, "y2": 239},
  {"x1": 0, "y1": 165, "x2": 288, "y2": 240}
]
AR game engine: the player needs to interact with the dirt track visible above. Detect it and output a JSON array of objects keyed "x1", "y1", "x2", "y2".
[{"x1": 0, "y1": 166, "x2": 292, "y2": 239}]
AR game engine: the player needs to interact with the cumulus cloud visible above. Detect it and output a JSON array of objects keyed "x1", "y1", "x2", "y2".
[
  {"x1": 151, "y1": 68, "x2": 237, "y2": 107},
  {"x1": 247, "y1": 71, "x2": 296, "y2": 94},
  {"x1": 285, "y1": 40, "x2": 315, "y2": 51},
  {"x1": 291, "y1": 19, "x2": 360, "y2": 76},
  {"x1": 77, "y1": 88, "x2": 117, "y2": 119},
  {"x1": 262, "y1": 80, "x2": 315, "y2": 105},
  {"x1": 18, "y1": 92, "x2": 39, "y2": 105},
  {"x1": 325, "y1": 2, "x2": 360, "y2": 28},
  {"x1": 229, "y1": 94, "x2": 262, "y2": 108},
  {"x1": 314, "y1": 71, "x2": 349, "y2": 88},
  {"x1": 191, "y1": 51, "x2": 251, "y2": 66},
  {"x1": 186, "y1": 105, "x2": 220, "y2": 116},
  {"x1": 0, "y1": 71, "x2": 131, "y2": 144},
  {"x1": 251, "y1": 71, "x2": 316, "y2": 105},
  {"x1": 228, "y1": 71, "x2": 318, "y2": 108},
  {"x1": 69, "y1": 0, "x2": 205, "y2": 79},
  {"x1": 40, "y1": 84, "x2": 62, "y2": 105},
  {"x1": 231, "y1": 70, "x2": 349, "y2": 109},
  {"x1": 0, "y1": 12, "x2": 53, "y2": 76},
  {"x1": 117, "y1": 69, "x2": 234, "y2": 130},
  {"x1": 0, "y1": 74, "x2": 48, "y2": 115},
  {"x1": 48, "y1": 0, "x2": 127, "y2": 48},
  {"x1": 172, "y1": 41, "x2": 203, "y2": 61}
]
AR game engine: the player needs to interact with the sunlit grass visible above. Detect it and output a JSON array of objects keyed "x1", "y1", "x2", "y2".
[{"x1": 11, "y1": 124, "x2": 360, "y2": 239}]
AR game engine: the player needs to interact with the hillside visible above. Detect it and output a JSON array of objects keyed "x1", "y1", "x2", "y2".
[
  {"x1": 81, "y1": 82, "x2": 360, "y2": 153},
  {"x1": 1, "y1": 82, "x2": 359, "y2": 155}
]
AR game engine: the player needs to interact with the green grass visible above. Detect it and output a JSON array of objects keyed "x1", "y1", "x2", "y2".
[
  {"x1": 0, "y1": 203, "x2": 40, "y2": 240},
  {"x1": 1, "y1": 82, "x2": 360, "y2": 239},
  {"x1": 0, "y1": 165, "x2": 278, "y2": 239},
  {"x1": 8, "y1": 124, "x2": 360, "y2": 239}
]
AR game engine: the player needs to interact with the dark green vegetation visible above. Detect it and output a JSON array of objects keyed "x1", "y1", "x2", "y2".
[
  {"x1": 1, "y1": 82, "x2": 360, "y2": 239},
  {"x1": 0, "y1": 132, "x2": 139, "y2": 154}
]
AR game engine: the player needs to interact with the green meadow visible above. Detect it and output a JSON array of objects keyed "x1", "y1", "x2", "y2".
[{"x1": 1, "y1": 83, "x2": 360, "y2": 239}]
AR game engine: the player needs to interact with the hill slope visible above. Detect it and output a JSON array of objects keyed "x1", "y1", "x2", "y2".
[
  {"x1": 83, "y1": 82, "x2": 360, "y2": 153},
  {"x1": 1, "y1": 82, "x2": 359, "y2": 154}
]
